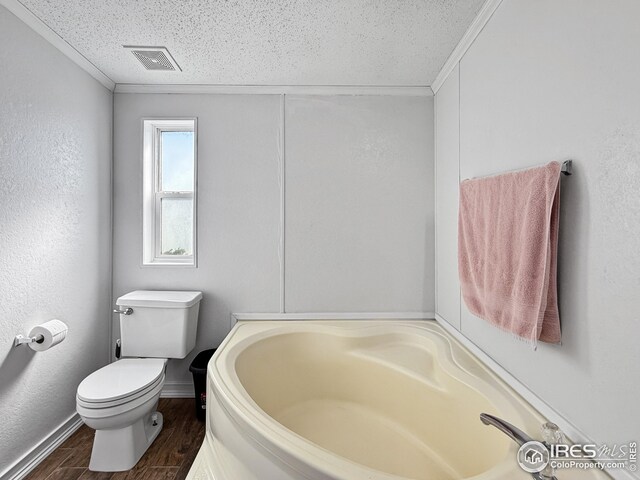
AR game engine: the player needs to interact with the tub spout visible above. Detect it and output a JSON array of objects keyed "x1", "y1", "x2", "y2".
[
  {"x1": 480, "y1": 413, "x2": 557, "y2": 480},
  {"x1": 480, "y1": 413, "x2": 533, "y2": 446}
]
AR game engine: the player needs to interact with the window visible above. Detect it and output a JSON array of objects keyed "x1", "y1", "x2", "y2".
[{"x1": 142, "y1": 119, "x2": 197, "y2": 265}]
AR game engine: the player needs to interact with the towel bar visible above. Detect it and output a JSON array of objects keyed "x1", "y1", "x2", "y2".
[{"x1": 469, "y1": 161, "x2": 573, "y2": 181}]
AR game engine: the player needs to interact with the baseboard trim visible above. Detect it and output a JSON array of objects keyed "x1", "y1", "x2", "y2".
[
  {"x1": 231, "y1": 312, "x2": 435, "y2": 323},
  {"x1": 161, "y1": 382, "x2": 194, "y2": 398},
  {"x1": 1, "y1": 414, "x2": 83, "y2": 480}
]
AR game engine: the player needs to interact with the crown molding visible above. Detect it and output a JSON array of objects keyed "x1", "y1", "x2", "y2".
[
  {"x1": 1, "y1": 0, "x2": 115, "y2": 91},
  {"x1": 114, "y1": 84, "x2": 433, "y2": 96},
  {"x1": 431, "y1": 0, "x2": 503, "y2": 94}
]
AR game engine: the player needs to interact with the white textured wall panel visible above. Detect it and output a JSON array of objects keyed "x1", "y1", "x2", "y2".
[
  {"x1": 114, "y1": 93, "x2": 435, "y2": 385},
  {"x1": 435, "y1": 0, "x2": 640, "y2": 449},
  {"x1": 434, "y1": 65, "x2": 461, "y2": 329},
  {"x1": 0, "y1": 5, "x2": 112, "y2": 471},
  {"x1": 285, "y1": 95, "x2": 434, "y2": 313},
  {"x1": 112, "y1": 93, "x2": 283, "y2": 384}
]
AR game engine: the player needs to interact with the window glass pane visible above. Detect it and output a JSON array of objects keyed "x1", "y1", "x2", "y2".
[
  {"x1": 161, "y1": 198, "x2": 193, "y2": 255},
  {"x1": 161, "y1": 131, "x2": 194, "y2": 191}
]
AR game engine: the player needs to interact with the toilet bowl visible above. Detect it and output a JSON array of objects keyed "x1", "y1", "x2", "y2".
[
  {"x1": 77, "y1": 358, "x2": 167, "y2": 471},
  {"x1": 77, "y1": 290, "x2": 202, "y2": 472}
]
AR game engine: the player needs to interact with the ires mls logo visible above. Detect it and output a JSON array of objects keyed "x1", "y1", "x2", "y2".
[{"x1": 517, "y1": 440, "x2": 638, "y2": 474}]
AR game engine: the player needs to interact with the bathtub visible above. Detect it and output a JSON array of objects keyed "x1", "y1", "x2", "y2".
[{"x1": 187, "y1": 320, "x2": 608, "y2": 480}]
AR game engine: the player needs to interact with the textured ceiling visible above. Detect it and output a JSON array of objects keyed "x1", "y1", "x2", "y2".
[{"x1": 19, "y1": 0, "x2": 485, "y2": 86}]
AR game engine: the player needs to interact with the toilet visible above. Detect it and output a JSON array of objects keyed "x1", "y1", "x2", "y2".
[{"x1": 76, "y1": 290, "x2": 203, "y2": 472}]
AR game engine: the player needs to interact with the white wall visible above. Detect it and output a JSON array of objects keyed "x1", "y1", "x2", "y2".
[
  {"x1": 434, "y1": 65, "x2": 460, "y2": 329},
  {"x1": 113, "y1": 93, "x2": 434, "y2": 387},
  {"x1": 285, "y1": 95, "x2": 434, "y2": 312},
  {"x1": 113, "y1": 94, "x2": 283, "y2": 387},
  {"x1": 435, "y1": 0, "x2": 640, "y2": 454},
  {"x1": 0, "y1": 5, "x2": 113, "y2": 474}
]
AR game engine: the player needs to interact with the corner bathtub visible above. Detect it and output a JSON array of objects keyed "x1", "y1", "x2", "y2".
[{"x1": 187, "y1": 320, "x2": 604, "y2": 480}]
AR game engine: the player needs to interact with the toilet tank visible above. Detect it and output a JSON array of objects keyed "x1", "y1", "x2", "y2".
[{"x1": 116, "y1": 290, "x2": 203, "y2": 359}]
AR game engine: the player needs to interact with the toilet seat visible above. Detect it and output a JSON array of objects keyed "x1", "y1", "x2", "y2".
[
  {"x1": 77, "y1": 377, "x2": 164, "y2": 422},
  {"x1": 77, "y1": 358, "x2": 167, "y2": 409}
]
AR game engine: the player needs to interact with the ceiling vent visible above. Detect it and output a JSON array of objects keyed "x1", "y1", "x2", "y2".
[{"x1": 124, "y1": 46, "x2": 182, "y2": 72}]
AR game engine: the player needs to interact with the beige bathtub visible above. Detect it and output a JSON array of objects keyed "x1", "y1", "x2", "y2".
[{"x1": 187, "y1": 320, "x2": 609, "y2": 480}]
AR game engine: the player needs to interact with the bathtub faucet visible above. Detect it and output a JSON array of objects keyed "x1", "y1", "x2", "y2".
[{"x1": 480, "y1": 413, "x2": 557, "y2": 480}]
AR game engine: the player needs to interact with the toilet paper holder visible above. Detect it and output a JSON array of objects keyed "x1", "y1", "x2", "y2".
[
  {"x1": 14, "y1": 333, "x2": 45, "y2": 347},
  {"x1": 14, "y1": 319, "x2": 68, "y2": 351}
]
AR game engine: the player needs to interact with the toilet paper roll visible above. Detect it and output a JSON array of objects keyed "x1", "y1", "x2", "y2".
[{"x1": 28, "y1": 319, "x2": 68, "y2": 352}]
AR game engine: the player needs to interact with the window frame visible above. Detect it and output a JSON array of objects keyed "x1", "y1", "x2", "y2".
[{"x1": 142, "y1": 118, "x2": 197, "y2": 266}]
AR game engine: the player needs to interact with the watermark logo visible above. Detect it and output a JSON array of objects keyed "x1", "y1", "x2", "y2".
[
  {"x1": 518, "y1": 441, "x2": 550, "y2": 473},
  {"x1": 517, "y1": 441, "x2": 637, "y2": 473}
]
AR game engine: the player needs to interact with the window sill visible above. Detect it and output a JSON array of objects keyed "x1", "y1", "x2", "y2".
[{"x1": 142, "y1": 259, "x2": 197, "y2": 268}]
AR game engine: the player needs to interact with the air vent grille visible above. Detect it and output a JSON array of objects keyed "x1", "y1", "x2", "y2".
[
  {"x1": 124, "y1": 46, "x2": 182, "y2": 72},
  {"x1": 132, "y1": 50, "x2": 174, "y2": 70}
]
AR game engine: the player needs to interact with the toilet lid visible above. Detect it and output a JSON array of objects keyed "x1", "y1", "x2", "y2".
[{"x1": 77, "y1": 358, "x2": 166, "y2": 404}]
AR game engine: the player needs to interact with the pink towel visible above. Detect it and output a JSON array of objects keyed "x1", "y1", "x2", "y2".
[{"x1": 458, "y1": 161, "x2": 562, "y2": 345}]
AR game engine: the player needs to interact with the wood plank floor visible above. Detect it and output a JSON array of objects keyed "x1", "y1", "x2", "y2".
[{"x1": 25, "y1": 399, "x2": 205, "y2": 480}]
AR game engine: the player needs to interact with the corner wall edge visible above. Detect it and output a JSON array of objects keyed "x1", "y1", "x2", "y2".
[
  {"x1": 0, "y1": 0, "x2": 115, "y2": 91},
  {"x1": 431, "y1": 0, "x2": 503, "y2": 94}
]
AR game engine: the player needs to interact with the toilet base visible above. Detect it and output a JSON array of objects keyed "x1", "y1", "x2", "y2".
[{"x1": 89, "y1": 411, "x2": 164, "y2": 471}]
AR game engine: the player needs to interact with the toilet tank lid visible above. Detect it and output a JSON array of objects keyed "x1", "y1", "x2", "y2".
[{"x1": 117, "y1": 290, "x2": 203, "y2": 308}]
